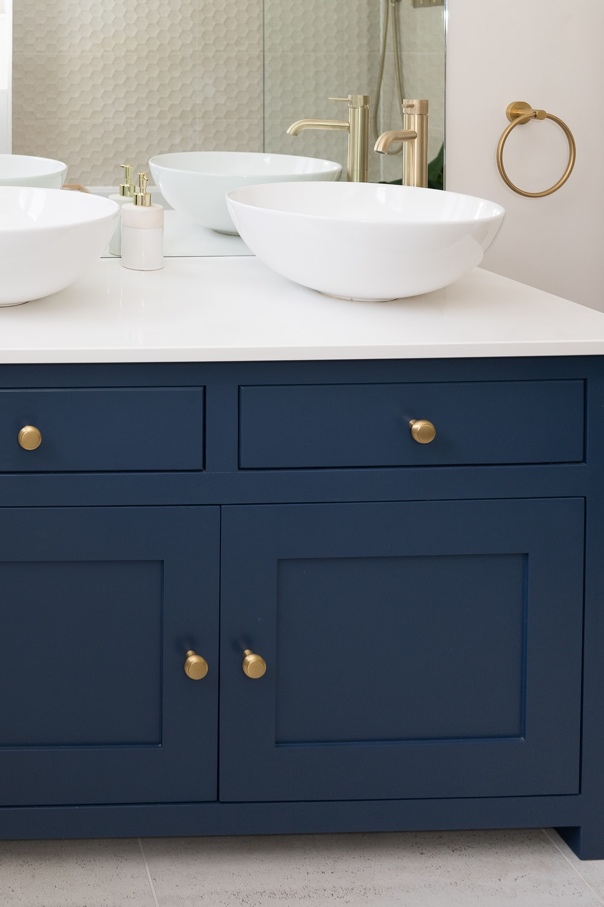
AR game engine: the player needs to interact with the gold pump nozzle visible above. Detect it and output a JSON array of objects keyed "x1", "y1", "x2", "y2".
[
  {"x1": 133, "y1": 171, "x2": 152, "y2": 207},
  {"x1": 118, "y1": 163, "x2": 135, "y2": 198}
]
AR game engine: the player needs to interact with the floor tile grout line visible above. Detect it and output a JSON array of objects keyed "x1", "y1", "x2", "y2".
[
  {"x1": 541, "y1": 829, "x2": 604, "y2": 905},
  {"x1": 138, "y1": 838, "x2": 161, "y2": 907}
]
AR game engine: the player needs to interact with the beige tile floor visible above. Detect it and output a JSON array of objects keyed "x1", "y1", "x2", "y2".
[{"x1": 1, "y1": 829, "x2": 604, "y2": 906}]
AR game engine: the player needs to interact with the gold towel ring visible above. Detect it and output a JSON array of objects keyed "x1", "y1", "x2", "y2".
[{"x1": 496, "y1": 101, "x2": 576, "y2": 198}]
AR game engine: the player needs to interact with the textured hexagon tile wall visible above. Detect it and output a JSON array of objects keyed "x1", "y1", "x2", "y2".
[{"x1": 12, "y1": 0, "x2": 264, "y2": 184}]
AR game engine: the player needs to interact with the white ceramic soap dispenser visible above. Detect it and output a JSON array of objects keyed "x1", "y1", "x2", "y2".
[
  {"x1": 121, "y1": 171, "x2": 164, "y2": 271},
  {"x1": 108, "y1": 163, "x2": 135, "y2": 256}
]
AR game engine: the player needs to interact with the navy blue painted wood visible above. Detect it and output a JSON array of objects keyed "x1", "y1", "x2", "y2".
[
  {"x1": 0, "y1": 387, "x2": 205, "y2": 471},
  {"x1": 0, "y1": 506, "x2": 220, "y2": 805},
  {"x1": 557, "y1": 365, "x2": 604, "y2": 859},
  {"x1": 0, "y1": 355, "x2": 592, "y2": 391},
  {"x1": 0, "y1": 459, "x2": 588, "y2": 510},
  {"x1": 0, "y1": 795, "x2": 582, "y2": 840},
  {"x1": 238, "y1": 380, "x2": 584, "y2": 469},
  {"x1": 0, "y1": 356, "x2": 598, "y2": 856},
  {"x1": 220, "y1": 498, "x2": 584, "y2": 802}
]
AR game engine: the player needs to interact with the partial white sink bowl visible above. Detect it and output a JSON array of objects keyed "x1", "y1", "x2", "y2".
[
  {"x1": 226, "y1": 182, "x2": 505, "y2": 301},
  {"x1": 149, "y1": 151, "x2": 342, "y2": 234},
  {"x1": 0, "y1": 187, "x2": 119, "y2": 306},
  {"x1": 0, "y1": 154, "x2": 68, "y2": 189}
]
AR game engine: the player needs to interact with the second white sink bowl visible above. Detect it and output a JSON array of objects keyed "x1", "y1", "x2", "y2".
[
  {"x1": 226, "y1": 182, "x2": 505, "y2": 301},
  {"x1": 0, "y1": 154, "x2": 68, "y2": 189},
  {"x1": 0, "y1": 187, "x2": 119, "y2": 305},
  {"x1": 149, "y1": 151, "x2": 342, "y2": 234}
]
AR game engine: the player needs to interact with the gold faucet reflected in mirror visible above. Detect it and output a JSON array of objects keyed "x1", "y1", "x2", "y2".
[
  {"x1": 375, "y1": 99, "x2": 429, "y2": 187},
  {"x1": 287, "y1": 94, "x2": 370, "y2": 183}
]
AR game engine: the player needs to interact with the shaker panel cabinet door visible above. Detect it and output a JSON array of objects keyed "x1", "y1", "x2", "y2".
[
  {"x1": 220, "y1": 499, "x2": 584, "y2": 802},
  {"x1": 0, "y1": 507, "x2": 219, "y2": 806}
]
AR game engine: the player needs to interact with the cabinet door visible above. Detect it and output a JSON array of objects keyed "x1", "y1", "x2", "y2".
[
  {"x1": 0, "y1": 507, "x2": 219, "y2": 806},
  {"x1": 220, "y1": 499, "x2": 584, "y2": 802}
]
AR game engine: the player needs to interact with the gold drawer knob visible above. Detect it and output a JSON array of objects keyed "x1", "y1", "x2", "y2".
[
  {"x1": 242, "y1": 649, "x2": 267, "y2": 680},
  {"x1": 409, "y1": 419, "x2": 436, "y2": 444},
  {"x1": 184, "y1": 649, "x2": 209, "y2": 681},
  {"x1": 18, "y1": 425, "x2": 42, "y2": 451}
]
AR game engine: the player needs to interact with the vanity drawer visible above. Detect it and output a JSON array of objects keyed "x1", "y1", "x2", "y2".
[
  {"x1": 0, "y1": 387, "x2": 205, "y2": 472},
  {"x1": 239, "y1": 380, "x2": 584, "y2": 469}
]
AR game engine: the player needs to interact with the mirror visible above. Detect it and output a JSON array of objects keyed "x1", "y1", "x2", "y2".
[{"x1": 9, "y1": 0, "x2": 445, "y2": 256}]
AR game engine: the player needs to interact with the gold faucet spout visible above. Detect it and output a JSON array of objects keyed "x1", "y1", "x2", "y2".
[
  {"x1": 373, "y1": 130, "x2": 418, "y2": 154},
  {"x1": 375, "y1": 99, "x2": 429, "y2": 188},
  {"x1": 287, "y1": 119, "x2": 349, "y2": 136},
  {"x1": 287, "y1": 95, "x2": 370, "y2": 182}
]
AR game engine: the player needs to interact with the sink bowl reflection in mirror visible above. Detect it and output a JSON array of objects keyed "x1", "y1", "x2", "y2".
[
  {"x1": 149, "y1": 151, "x2": 342, "y2": 235},
  {"x1": 0, "y1": 187, "x2": 119, "y2": 306},
  {"x1": 0, "y1": 154, "x2": 68, "y2": 189},
  {"x1": 226, "y1": 182, "x2": 505, "y2": 302}
]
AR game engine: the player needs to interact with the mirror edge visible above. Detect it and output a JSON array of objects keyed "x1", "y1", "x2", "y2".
[{"x1": 0, "y1": 0, "x2": 11, "y2": 153}]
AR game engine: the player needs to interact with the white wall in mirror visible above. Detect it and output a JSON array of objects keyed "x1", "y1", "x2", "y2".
[
  {"x1": 11, "y1": 0, "x2": 444, "y2": 187},
  {"x1": 0, "y1": 0, "x2": 10, "y2": 153}
]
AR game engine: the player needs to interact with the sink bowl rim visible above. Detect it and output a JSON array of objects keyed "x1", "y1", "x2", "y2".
[
  {"x1": 0, "y1": 186, "x2": 120, "y2": 234},
  {"x1": 0, "y1": 154, "x2": 68, "y2": 185},
  {"x1": 227, "y1": 182, "x2": 505, "y2": 227},
  {"x1": 149, "y1": 150, "x2": 343, "y2": 179}
]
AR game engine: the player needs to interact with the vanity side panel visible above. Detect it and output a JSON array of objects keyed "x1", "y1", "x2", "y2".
[{"x1": 557, "y1": 362, "x2": 604, "y2": 858}]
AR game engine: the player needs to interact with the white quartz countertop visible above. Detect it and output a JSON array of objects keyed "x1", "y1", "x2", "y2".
[{"x1": 1, "y1": 256, "x2": 604, "y2": 363}]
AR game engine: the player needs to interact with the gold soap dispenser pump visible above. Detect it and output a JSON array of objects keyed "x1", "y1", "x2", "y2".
[
  {"x1": 121, "y1": 171, "x2": 164, "y2": 271},
  {"x1": 108, "y1": 163, "x2": 135, "y2": 256}
]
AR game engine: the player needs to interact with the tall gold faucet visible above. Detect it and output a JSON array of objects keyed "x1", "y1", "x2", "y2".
[
  {"x1": 287, "y1": 94, "x2": 370, "y2": 183},
  {"x1": 374, "y1": 99, "x2": 429, "y2": 187}
]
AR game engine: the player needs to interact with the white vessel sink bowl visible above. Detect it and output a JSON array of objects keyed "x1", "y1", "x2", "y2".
[
  {"x1": 0, "y1": 187, "x2": 119, "y2": 306},
  {"x1": 226, "y1": 182, "x2": 506, "y2": 301},
  {"x1": 149, "y1": 151, "x2": 342, "y2": 234},
  {"x1": 0, "y1": 154, "x2": 68, "y2": 189}
]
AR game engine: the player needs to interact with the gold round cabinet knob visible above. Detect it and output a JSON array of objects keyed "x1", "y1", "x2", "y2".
[
  {"x1": 409, "y1": 419, "x2": 436, "y2": 445},
  {"x1": 183, "y1": 650, "x2": 209, "y2": 681},
  {"x1": 242, "y1": 649, "x2": 267, "y2": 680},
  {"x1": 18, "y1": 425, "x2": 42, "y2": 451}
]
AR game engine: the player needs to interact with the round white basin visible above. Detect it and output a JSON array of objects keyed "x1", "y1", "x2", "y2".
[
  {"x1": 0, "y1": 154, "x2": 68, "y2": 189},
  {"x1": 0, "y1": 187, "x2": 119, "y2": 305},
  {"x1": 226, "y1": 182, "x2": 505, "y2": 301},
  {"x1": 149, "y1": 151, "x2": 342, "y2": 234}
]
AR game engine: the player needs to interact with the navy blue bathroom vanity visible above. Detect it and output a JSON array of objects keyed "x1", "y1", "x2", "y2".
[{"x1": 0, "y1": 349, "x2": 602, "y2": 858}]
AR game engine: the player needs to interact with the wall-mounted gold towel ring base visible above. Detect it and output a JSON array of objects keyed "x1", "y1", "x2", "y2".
[{"x1": 496, "y1": 101, "x2": 576, "y2": 198}]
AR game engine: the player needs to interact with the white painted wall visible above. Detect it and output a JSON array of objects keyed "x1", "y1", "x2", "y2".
[{"x1": 445, "y1": 0, "x2": 604, "y2": 310}]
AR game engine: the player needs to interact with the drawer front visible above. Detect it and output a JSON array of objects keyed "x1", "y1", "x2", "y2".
[
  {"x1": 239, "y1": 380, "x2": 584, "y2": 469},
  {"x1": 0, "y1": 388, "x2": 205, "y2": 472}
]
